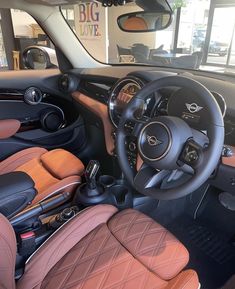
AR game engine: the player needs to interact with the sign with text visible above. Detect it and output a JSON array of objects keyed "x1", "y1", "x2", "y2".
[{"x1": 76, "y1": 2, "x2": 102, "y2": 40}]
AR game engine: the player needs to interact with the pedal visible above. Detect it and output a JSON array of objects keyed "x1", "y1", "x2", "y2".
[{"x1": 219, "y1": 192, "x2": 235, "y2": 211}]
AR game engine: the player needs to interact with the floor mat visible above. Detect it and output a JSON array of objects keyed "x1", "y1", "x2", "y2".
[
  {"x1": 187, "y1": 223, "x2": 235, "y2": 264},
  {"x1": 167, "y1": 217, "x2": 235, "y2": 289}
]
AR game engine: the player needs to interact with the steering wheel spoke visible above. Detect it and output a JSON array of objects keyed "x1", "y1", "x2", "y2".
[
  {"x1": 129, "y1": 116, "x2": 150, "y2": 137},
  {"x1": 179, "y1": 139, "x2": 204, "y2": 171},
  {"x1": 134, "y1": 164, "x2": 170, "y2": 191},
  {"x1": 122, "y1": 97, "x2": 149, "y2": 137}
]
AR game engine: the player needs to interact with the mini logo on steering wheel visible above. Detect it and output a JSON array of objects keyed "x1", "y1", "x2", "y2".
[
  {"x1": 147, "y1": 135, "x2": 162, "y2": 146},
  {"x1": 186, "y1": 103, "x2": 203, "y2": 113}
]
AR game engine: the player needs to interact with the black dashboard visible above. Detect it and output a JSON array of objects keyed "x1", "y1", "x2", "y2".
[
  {"x1": 69, "y1": 68, "x2": 234, "y2": 171},
  {"x1": 58, "y1": 66, "x2": 235, "y2": 194},
  {"x1": 107, "y1": 75, "x2": 226, "y2": 129},
  {"x1": 74, "y1": 67, "x2": 235, "y2": 148}
]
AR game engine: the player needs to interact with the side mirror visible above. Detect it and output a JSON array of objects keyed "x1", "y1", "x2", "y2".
[
  {"x1": 117, "y1": 11, "x2": 172, "y2": 33},
  {"x1": 22, "y1": 46, "x2": 58, "y2": 70}
]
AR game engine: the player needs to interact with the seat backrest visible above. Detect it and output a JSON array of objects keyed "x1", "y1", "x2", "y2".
[
  {"x1": 172, "y1": 55, "x2": 198, "y2": 69},
  {"x1": 116, "y1": 44, "x2": 132, "y2": 56},
  {"x1": 131, "y1": 44, "x2": 150, "y2": 62},
  {"x1": 0, "y1": 214, "x2": 16, "y2": 289}
]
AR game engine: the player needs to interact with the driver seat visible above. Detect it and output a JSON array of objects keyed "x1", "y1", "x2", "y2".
[{"x1": 0, "y1": 205, "x2": 200, "y2": 289}]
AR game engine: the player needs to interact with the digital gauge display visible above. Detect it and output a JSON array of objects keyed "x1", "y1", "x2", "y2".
[{"x1": 109, "y1": 77, "x2": 144, "y2": 127}]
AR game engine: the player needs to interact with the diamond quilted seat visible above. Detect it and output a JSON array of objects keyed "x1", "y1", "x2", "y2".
[{"x1": 0, "y1": 205, "x2": 200, "y2": 289}]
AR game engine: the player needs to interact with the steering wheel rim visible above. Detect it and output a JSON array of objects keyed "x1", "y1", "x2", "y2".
[{"x1": 116, "y1": 76, "x2": 224, "y2": 200}]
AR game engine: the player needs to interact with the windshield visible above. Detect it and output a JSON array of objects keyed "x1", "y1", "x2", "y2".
[{"x1": 61, "y1": 0, "x2": 235, "y2": 75}]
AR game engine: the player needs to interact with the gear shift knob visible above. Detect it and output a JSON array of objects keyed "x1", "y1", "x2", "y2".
[
  {"x1": 75, "y1": 160, "x2": 108, "y2": 205},
  {"x1": 84, "y1": 160, "x2": 100, "y2": 189}
]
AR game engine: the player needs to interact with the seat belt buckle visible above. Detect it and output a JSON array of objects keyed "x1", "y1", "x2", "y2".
[{"x1": 18, "y1": 231, "x2": 36, "y2": 257}]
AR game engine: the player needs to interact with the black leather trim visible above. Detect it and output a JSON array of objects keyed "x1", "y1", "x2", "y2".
[{"x1": 0, "y1": 172, "x2": 36, "y2": 219}]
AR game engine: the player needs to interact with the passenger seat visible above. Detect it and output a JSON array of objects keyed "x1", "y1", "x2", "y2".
[{"x1": 0, "y1": 147, "x2": 84, "y2": 205}]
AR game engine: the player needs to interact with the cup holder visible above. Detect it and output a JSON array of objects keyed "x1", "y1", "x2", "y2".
[
  {"x1": 99, "y1": 175, "x2": 115, "y2": 188},
  {"x1": 109, "y1": 184, "x2": 132, "y2": 209}
]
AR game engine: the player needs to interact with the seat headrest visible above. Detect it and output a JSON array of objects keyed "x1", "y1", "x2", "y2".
[{"x1": 123, "y1": 16, "x2": 148, "y2": 31}]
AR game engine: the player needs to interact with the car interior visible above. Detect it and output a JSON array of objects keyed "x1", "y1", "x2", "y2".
[{"x1": 0, "y1": 0, "x2": 235, "y2": 289}]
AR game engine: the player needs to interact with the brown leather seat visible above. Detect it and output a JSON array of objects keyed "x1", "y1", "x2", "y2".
[
  {"x1": 0, "y1": 205, "x2": 200, "y2": 289},
  {"x1": 0, "y1": 147, "x2": 84, "y2": 205},
  {"x1": 123, "y1": 16, "x2": 148, "y2": 31}
]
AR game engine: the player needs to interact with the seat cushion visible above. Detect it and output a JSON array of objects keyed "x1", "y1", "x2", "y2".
[
  {"x1": 0, "y1": 213, "x2": 17, "y2": 289},
  {"x1": 41, "y1": 223, "x2": 170, "y2": 289},
  {"x1": 17, "y1": 205, "x2": 199, "y2": 289},
  {"x1": 108, "y1": 209, "x2": 189, "y2": 280},
  {"x1": 0, "y1": 147, "x2": 84, "y2": 204}
]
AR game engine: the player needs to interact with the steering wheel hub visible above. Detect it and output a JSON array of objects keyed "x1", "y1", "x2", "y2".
[
  {"x1": 138, "y1": 121, "x2": 172, "y2": 161},
  {"x1": 138, "y1": 116, "x2": 193, "y2": 170}
]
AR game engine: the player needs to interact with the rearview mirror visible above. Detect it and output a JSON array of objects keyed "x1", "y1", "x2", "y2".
[{"x1": 117, "y1": 11, "x2": 172, "y2": 33}]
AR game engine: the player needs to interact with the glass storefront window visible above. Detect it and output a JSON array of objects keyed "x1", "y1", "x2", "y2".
[
  {"x1": 0, "y1": 25, "x2": 8, "y2": 69},
  {"x1": 177, "y1": 0, "x2": 210, "y2": 53},
  {"x1": 207, "y1": 7, "x2": 235, "y2": 66}
]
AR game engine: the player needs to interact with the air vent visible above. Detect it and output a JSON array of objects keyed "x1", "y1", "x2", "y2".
[
  {"x1": 24, "y1": 87, "x2": 42, "y2": 105},
  {"x1": 59, "y1": 74, "x2": 79, "y2": 93}
]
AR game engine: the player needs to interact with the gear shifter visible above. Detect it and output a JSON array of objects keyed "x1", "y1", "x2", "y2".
[
  {"x1": 74, "y1": 160, "x2": 108, "y2": 205},
  {"x1": 85, "y1": 160, "x2": 100, "y2": 190}
]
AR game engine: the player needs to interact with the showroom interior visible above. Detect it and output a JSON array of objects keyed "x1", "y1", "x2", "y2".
[{"x1": 0, "y1": 0, "x2": 234, "y2": 73}]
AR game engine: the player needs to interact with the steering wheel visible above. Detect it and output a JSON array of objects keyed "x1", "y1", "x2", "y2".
[{"x1": 116, "y1": 76, "x2": 224, "y2": 200}]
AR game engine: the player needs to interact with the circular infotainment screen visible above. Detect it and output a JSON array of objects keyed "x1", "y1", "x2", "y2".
[{"x1": 108, "y1": 77, "x2": 144, "y2": 127}]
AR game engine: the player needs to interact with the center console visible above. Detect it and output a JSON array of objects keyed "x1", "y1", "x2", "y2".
[
  {"x1": 10, "y1": 160, "x2": 154, "y2": 279},
  {"x1": 74, "y1": 160, "x2": 132, "y2": 209}
]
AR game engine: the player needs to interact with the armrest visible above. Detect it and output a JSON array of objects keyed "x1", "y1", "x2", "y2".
[
  {"x1": 0, "y1": 119, "x2": 21, "y2": 139},
  {"x1": 0, "y1": 172, "x2": 36, "y2": 218}
]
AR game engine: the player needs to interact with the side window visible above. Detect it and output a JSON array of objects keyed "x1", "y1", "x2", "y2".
[{"x1": 0, "y1": 9, "x2": 57, "y2": 71}]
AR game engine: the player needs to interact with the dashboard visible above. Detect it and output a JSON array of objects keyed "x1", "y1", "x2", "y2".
[
  {"x1": 57, "y1": 65, "x2": 235, "y2": 196},
  {"x1": 105, "y1": 74, "x2": 227, "y2": 169},
  {"x1": 60, "y1": 66, "x2": 235, "y2": 194},
  {"x1": 68, "y1": 66, "x2": 235, "y2": 158},
  {"x1": 108, "y1": 75, "x2": 226, "y2": 129}
]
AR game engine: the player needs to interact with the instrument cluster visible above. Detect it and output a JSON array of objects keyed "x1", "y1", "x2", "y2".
[{"x1": 108, "y1": 76, "x2": 227, "y2": 129}]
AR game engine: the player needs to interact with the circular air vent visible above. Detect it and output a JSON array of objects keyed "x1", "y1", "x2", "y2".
[
  {"x1": 59, "y1": 74, "x2": 79, "y2": 93},
  {"x1": 24, "y1": 87, "x2": 43, "y2": 105},
  {"x1": 40, "y1": 108, "x2": 64, "y2": 132}
]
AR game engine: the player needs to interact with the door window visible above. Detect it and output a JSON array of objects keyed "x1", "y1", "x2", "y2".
[{"x1": 0, "y1": 9, "x2": 57, "y2": 71}]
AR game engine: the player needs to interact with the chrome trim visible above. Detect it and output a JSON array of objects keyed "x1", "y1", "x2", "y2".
[
  {"x1": 0, "y1": 99, "x2": 65, "y2": 123},
  {"x1": 211, "y1": 91, "x2": 227, "y2": 118},
  {"x1": 24, "y1": 87, "x2": 43, "y2": 105},
  {"x1": 186, "y1": 103, "x2": 203, "y2": 113},
  {"x1": 108, "y1": 77, "x2": 144, "y2": 128},
  {"x1": 138, "y1": 121, "x2": 172, "y2": 161},
  {"x1": 39, "y1": 181, "x2": 81, "y2": 202}
]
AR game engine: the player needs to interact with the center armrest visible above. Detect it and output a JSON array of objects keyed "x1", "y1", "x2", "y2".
[{"x1": 0, "y1": 172, "x2": 36, "y2": 218}]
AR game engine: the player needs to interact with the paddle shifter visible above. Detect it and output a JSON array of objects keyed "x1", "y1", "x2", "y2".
[{"x1": 74, "y1": 160, "x2": 108, "y2": 205}]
